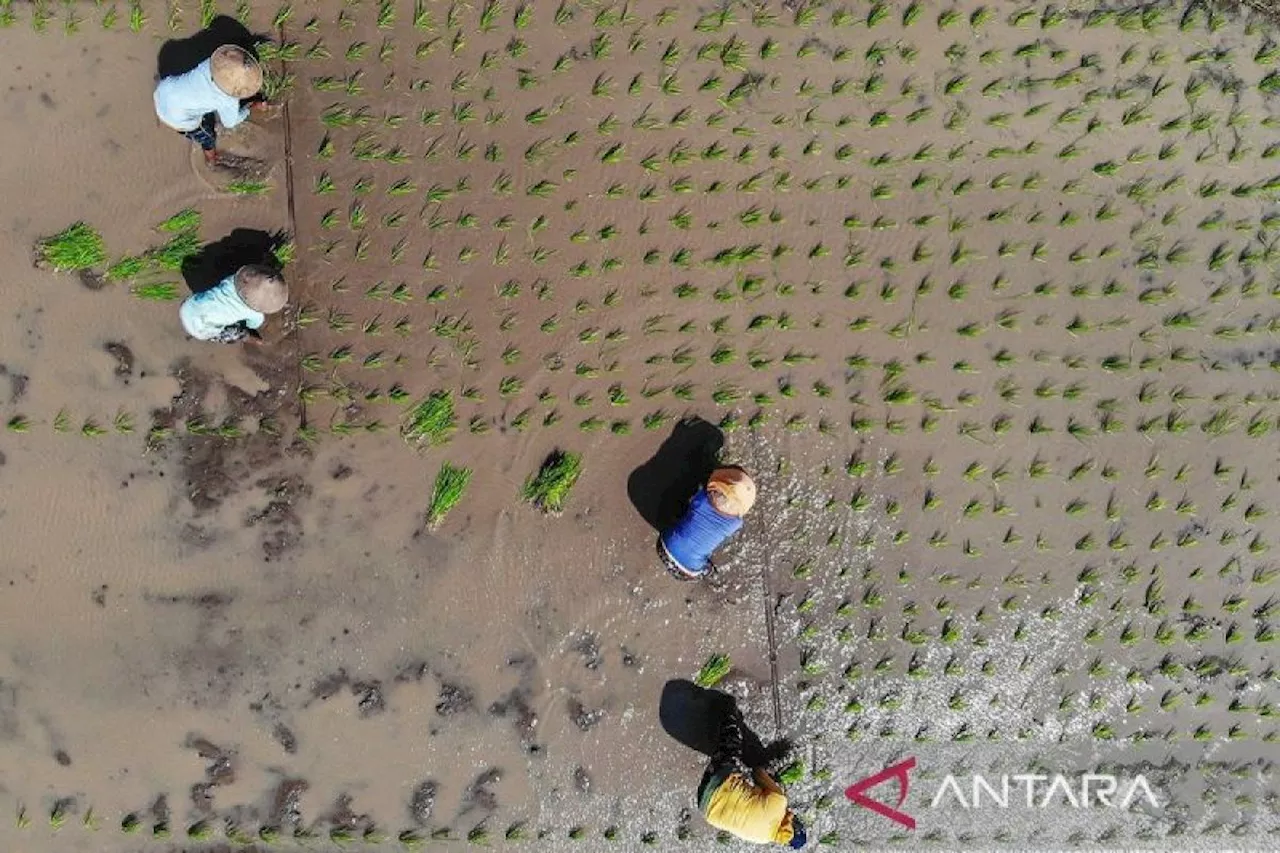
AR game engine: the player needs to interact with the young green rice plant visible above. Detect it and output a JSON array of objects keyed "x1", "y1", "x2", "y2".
[
  {"x1": 694, "y1": 653, "x2": 731, "y2": 687},
  {"x1": 425, "y1": 462, "x2": 472, "y2": 529},
  {"x1": 521, "y1": 450, "x2": 582, "y2": 515}
]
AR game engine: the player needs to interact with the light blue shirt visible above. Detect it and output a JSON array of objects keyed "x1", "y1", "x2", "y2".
[
  {"x1": 154, "y1": 59, "x2": 249, "y2": 132},
  {"x1": 179, "y1": 276, "x2": 264, "y2": 340}
]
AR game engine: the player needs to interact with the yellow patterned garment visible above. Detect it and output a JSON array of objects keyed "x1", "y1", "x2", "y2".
[{"x1": 702, "y1": 769, "x2": 795, "y2": 845}]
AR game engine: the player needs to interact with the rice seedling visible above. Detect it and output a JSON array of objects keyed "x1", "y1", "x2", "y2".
[
  {"x1": 402, "y1": 391, "x2": 456, "y2": 446},
  {"x1": 521, "y1": 450, "x2": 582, "y2": 515},
  {"x1": 35, "y1": 222, "x2": 106, "y2": 272},
  {"x1": 226, "y1": 179, "x2": 269, "y2": 195},
  {"x1": 694, "y1": 654, "x2": 731, "y2": 687},
  {"x1": 425, "y1": 462, "x2": 472, "y2": 529}
]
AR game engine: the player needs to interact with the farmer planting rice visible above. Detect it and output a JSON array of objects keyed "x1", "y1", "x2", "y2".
[
  {"x1": 697, "y1": 711, "x2": 807, "y2": 848},
  {"x1": 154, "y1": 44, "x2": 263, "y2": 166},
  {"x1": 179, "y1": 264, "x2": 286, "y2": 344},
  {"x1": 658, "y1": 466, "x2": 755, "y2": 580}
]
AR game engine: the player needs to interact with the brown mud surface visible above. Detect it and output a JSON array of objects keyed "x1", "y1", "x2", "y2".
[{"x1": 1, "y1": 1, "x2": 1279, "y2": 851}]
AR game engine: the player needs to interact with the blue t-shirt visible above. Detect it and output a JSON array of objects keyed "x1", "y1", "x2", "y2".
[{"x1": 661, "y1": 488, "x2": 742, "y2": 572}]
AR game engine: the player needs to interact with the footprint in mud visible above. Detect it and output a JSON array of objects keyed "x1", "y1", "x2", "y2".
[
  {"x1": 435, "y1": 682, "x2": 473, "y2": 716},
  {"x1": 104, "y1": 341, "x2": 134, "y2": 379},
  {"x1": 567, "y1": 698, "x2": 606, "y2": 732},
  {"x1": 488, "y1": 654, "x2": 540, "y2": 746},
  {"x1": 190, "y1": 146, "x2": 272, "y2": 193},
  {"x1": 326, "y1": 793, "x2": 371, "y2": 833},
  {"x1": 269, "y1": 778, "x2": 308, "y2": 829},
  {"x1": 185, "y1": 734, "x2": 235, "y2": 813},
  {"x1": 408, "y1": 780, "x2": 437, "y2": 826},
  {"x1": 572, "y1": 632, "x2": 603, "y2": 670},
  {"x1": 0, "y1": 364, "x2": 29, "y2": 403},
  {"x1": 461, "y1": 768, "x2": 502, "y2": 816},
  {"x1": 352, "y1": 680, "x2": 385, "y2": 717}
]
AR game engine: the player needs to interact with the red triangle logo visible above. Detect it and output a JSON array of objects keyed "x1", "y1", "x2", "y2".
[{"x1": 845, "y1": 757, "x2": 916, "y2": 829}]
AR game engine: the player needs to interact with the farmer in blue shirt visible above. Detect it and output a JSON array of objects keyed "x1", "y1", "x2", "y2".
[
  {"x1": 154, "y1": 45, "x2": 263, "y2": 166},
  {"x1": 659, "y1": 467, "x2": 756, "y2": 580},
  {"x1": 180, "y1": 265, "x2": 287, "y2": 343}
]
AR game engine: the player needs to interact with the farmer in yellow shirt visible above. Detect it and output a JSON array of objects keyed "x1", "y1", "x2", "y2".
[{"x1": 697, "y1": 713, "x2": 807, "y2": 847}]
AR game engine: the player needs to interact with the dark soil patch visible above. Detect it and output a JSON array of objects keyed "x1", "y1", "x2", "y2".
[
  {"x1": 78, "y1": 269, "x2": 107, "y2": 291},
  {"x1": 54, "y1": 749, "x2": 71, "y2": 766},
  {"x1": 325, "y1": 793, "x2": 371, "y2": 833},
  {"x1": 352, "y1": 680, "x2": 385, "y2": 717},
  {"x1": 408, "y1": 780, "x2": 437, "y2": 826},
  {"x1": 567, "y1": 698, "x2": 605, "y2": 732},
  {"x1": 150, "y1": 590, "x2": 235, "y2": 610},
  {"x1": 269, "y1": 778, "x2": 308, "y2": 829},
  {"x1": 488, "y1": 654, "x2": 540, "y2": 746},
  {"x1": 246, "y1": 474, "x2": 311, "y2": 560},
  {"x1": 435, "y1": 682, "x2": 473, "y2": 716},
  {"x1": 186, "y1": 735, "x2": 236, "y2": 784},
  {"x1": 489, "y1": 687, "x2": 538, "y2": 747},
  {"x1": 185, "y1": 735, "x2": 235, "y2": 815},
  {"x1": 104, "y1": 341, "x2": 134, "y2": 378},
  {"x1": 571, "y1": 632, "x2": 602, "y2": 670},
  {"x1": 573, "y1": 766, "x2": 592, "y2": 794},
  {"x1": 150, "y1": 353, "x2": 300, "y2": 516},
  {"x1": 272, "y1": 723, "x2": 298, "y2": 754}
]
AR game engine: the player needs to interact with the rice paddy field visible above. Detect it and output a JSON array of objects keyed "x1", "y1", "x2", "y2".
[{"x1": 1, "y1": 0, "x2": 1279, "y2": 850}]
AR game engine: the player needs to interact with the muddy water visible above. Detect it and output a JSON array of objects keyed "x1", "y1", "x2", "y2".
[{"x1": 4, "y1": 2, "x2": 1280, "y2": 852}]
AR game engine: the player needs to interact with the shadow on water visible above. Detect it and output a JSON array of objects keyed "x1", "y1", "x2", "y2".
[
  {"x1": 181, "y1": 228, "x2": 285, "y2": 294},
  {"x1": 156, "y1": 16, "x2": 266, "y2": 79},
  {"x1": 627, "y1": 417, "x2": 724, "y2": 532},
  {"x1": 659, "y1": 679, "x2": 790, "y2": 767}
]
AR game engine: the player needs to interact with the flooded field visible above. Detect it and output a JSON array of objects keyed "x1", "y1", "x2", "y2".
[{"x1": 1, "y1": 0, "x2": 1278, "y2": 850}]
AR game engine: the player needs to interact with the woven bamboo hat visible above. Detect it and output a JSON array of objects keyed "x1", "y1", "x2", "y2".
[
  {"x1": 234, "y1": 265, "x2": 287, "y2": 313},
  {"x1": 210, "y1": 45, "x2": 263, "y2": 99},
  {"x1": 707, "y1": 467, "x2": 756, "y2": 517}
]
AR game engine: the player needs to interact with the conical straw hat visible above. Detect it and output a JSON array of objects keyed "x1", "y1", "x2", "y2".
[
  {"x1": 707, "y1": 467, "x2": 756, "y2": 517},
  {"x1": 234, "y1": 265, "x2": 287, "y2": 313},
  {"x1": 210, "y1": 45, "x2": 263, "y2": 99}
]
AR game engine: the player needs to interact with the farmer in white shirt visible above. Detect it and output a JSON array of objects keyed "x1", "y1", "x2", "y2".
[
  {"x1": 154, "y1": 45, "x2": 263, "y2": 166},
  {"x1": 180, "y1": 265, "x2": 287, "y2": 344}
]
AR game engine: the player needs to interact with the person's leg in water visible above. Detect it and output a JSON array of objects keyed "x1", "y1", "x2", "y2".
[
  {"x1": 181, "y1": 113, "x2": 219, "y2": 165},
  {"x1": 698, "y1": 710, "x2": 749, "y2": 804}
]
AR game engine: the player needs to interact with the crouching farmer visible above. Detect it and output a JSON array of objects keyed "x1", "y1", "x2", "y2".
[
  {"x1": 698, "y1": 713, "x2": 806, "y2": 848},
  {"x1": 154, "y1": 45, "x2": 263, "y2": 166},
  {"x1": 180, "y1": 265, "x2": 286, "y2": 344},
  {"x1": 658, "y1": 467, "x2": 755, "y2": 580}
]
